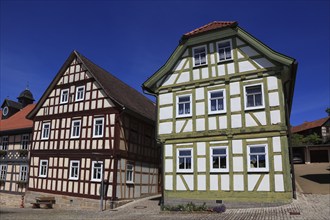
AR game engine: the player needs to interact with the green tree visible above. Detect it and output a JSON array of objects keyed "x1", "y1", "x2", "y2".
[
  {"x1": 303, "y1": 133, "x2": 322, "y2": 145},
  {"x1": 291, "y1": 133, "x2": 304, "y2": 146},
  {"x1": 291, "y1": 132, "x2": 322, "y2": 146},
  {"x1": 326, "y1": 107, "x2": 330, "y2": 116}
]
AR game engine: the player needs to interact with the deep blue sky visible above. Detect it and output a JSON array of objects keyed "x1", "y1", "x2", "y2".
[{"x1": 1, "y1": 0, "x2": 329, "y2": 126}]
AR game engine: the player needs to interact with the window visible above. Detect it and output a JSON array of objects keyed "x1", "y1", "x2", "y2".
[
  {"x1": 93, "y1": 118, "x2": 104, "y2": 137},
  {"x1": 208, "y1": 90, "x2": 226, "y2": 114},
  {"x1": 75, "y1": 86, "x2": 85, "y2": 101},
  {"x1": 39, "y1": 160, "x2": 48, "y2": 177},
  {"x1": 60, "y1": 89, "x2": 69, "y2": 104},
  {"x1": 2, "y1": 106, "x2": 8, "y2": 117},
  {"x1": 71, "y1": 120, "x2": 81, "y2": 138},
  {"x1": 177, "y1": 148, "x2": 193, "y2": 173},
  {"x1": 91, "y1": 161, "x2": 103, "y2": 181},
  {"x1": 0, "y1": 136, "x2": 9, "y2": 150},
  {"x1": 210, "y1": 147, "x2": 228, "y2": 172},
  {"x1": 19, "y1": 165, "x2": 28, "y2": 182},
  {"x1": 0, "y1": 165, "x2": 7, "y2": 180},
  {"x1": 69, "y1": 160, "x2": 80, "y2": 180},
  {"x1": 217, "y1": 40, "x2": 232, "y2": 61},
  {"x1": 177, "y1": 95, "x2": 192, "y2": 117},
  {"x1": 21, "y1": 134, "x2": 29, "y2": 150},
  {"x1": 41, "y1": 123, "x2": 50, "y2": 140},
  {"x1": 247, "y1": 145, "x2": 268, "y2": 172},
  {"x1": 244, "y1": 84, "x2": 264, "y2": 110},
  {"x1": 126, "y1": 162, "x2": 134, "y2": 183},
  {"x1": 193, "y1": 46, "x2": 207, "y2": 66}
]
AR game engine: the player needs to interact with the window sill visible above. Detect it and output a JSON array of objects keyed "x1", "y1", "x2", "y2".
[
  {"x1": 247, "y1": 170, "x2": 269, "y2": 173},
  {"x1": 176, "y1": 114, "x2": 192, "y2": 119},
  {"x1": 193, "y1": 64, "x2": 208, "y2": 69},
  {"x1": 208, "y1": 111, "x2": 226, "y2": 115},
  {"x1": 126, "y1": 181, "x2": 134, "y2": 185},
  {"x1": 210, "y1": 170, "x2": 229, "y2": 173},
  {"x1": 217, "y1": 59, "x2": 233, "y2": 64},
  {"x1": 176, "y1": 171, "x2": 193, "y2": 174},
  {"x1": 245, "y1": 106, "x2": 265, "y2": 111}
]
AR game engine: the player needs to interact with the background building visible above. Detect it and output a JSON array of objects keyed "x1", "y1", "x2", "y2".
[{"x1": 0, "y1": 89, "x2": 35, "y2": 207}]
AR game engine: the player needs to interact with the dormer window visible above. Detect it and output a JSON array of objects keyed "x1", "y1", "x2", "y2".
[
  {"x1": 60, "y1": 89, "x2": 69, "y2": 104},
  {"x1": 75, "y1": 86, "x2": 85, "y2": 101},
  {"x1": 193, "y1": 45, "x2": 207, "y2": 67},
  {"x1": 2, "y1": 106, "x2": 8, "y2": 117},
  {"x1": 217, "y1": 40, "x2": 232, "y2": 61}
]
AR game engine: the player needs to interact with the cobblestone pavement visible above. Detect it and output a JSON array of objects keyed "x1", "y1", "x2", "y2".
[{"x1": 1, "y1": 193, "x2": 329, "y2": 220}]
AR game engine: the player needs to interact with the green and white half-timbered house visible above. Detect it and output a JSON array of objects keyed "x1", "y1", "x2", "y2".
[{"x1": 143, "y1": 21, "x2": 297, "y2": 207}]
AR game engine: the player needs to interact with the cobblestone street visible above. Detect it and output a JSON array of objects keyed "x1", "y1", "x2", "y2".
[{"x1": 1, "y1": 193, "x2": 329, "y2": 220}]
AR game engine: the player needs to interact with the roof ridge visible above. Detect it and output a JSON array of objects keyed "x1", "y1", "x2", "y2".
[{"x1": 183, "y1": 21, "x2": 237, "y2": 37}]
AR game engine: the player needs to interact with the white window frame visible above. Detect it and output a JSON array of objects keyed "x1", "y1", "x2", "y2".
[
  {"x1": 69, "y1": 160, "x2": 80, "y2": 180},
  {"x1": 75, "y1": 86, "x2": 85, "y2": 101},
  {"x1": 176, "y1": 94, "x2": 192, "y2": 118},
  {"x1": 0, "y1": 136, "x2": 9, "y2": 150},
  {"x1": 19, "y1": 165, "x2": 28, "y2": 182},
  {"x1": 217, "y1": 39, "x2": 233, "y2": 62},
  {"x1": 41, "y1": 123, "x2": 51, "y2": 140},
  {"x1": 208, "y1": 89, "x2": 226, "y2": 114},
  {"x1": 126, "y1": 162, "x2": 134, "y2": 184},
  {"x1": 176, "y1": 148, "x2": 193, "y2": 173},
  {"x1": 244, "y1": 83, "x2": 265, "y2": 110},
  {"x1": 93, "y1": 118, "x2": 104, "y2": 138},
  {"x1": 0, "y1": 164, "x2": 7, "y2": 180},
  {"x1": 60, "y1": 89, "x2": 69, "y2": 104},
  {"x1": 210, "y1": 146, "x2": 229, "y2": 172},
  {"x1": 21, "y1": 134, "x2": 29, "y2": 150},
  {"x1": 39, "y1": 160, "x2": 48, "y2": 177},
  {"x1": 193, "y1": 45, "x2": 207, "y2": 67},
  {"x1": 247, "y1": 144, "x2": 269, "y2": 172},
  {"x1": 91, "y1": 161, "x2": 103, "y2": 182},
  {"x1": 71, "y1": 120, "x2": 81, "y2": 138}
]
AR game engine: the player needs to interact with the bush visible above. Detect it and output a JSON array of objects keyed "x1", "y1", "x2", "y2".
[{"x1": 162, "y1": 202, "x2": 208, "y2": 212}]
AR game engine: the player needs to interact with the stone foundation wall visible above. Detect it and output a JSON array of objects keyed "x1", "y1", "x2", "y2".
[
  {"x1": 0, "y1": 193, "x2": 25, "y2": 208},
  {"x1": 164, "y1": 197, "x2": 292, "y2": 209},
  {"x1": 24, "y1": 191, "x2": 133, "y2": 210}
]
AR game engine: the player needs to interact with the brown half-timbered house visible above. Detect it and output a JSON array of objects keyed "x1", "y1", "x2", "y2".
[
  {"x1": 25, "y1": 51, "x2": 159, "y2": 209},
  {"x1": 0, "y1": 89, "x2": 35, "y2": 207}
]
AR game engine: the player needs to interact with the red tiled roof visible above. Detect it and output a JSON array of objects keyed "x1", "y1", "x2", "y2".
[
  {"x1": 0, "y1": 104, "x2": 35, "y2": 131},
  {"x1": 183, "y1": 21, "x2": 237, "y2": 38},
  {"x1": 291, "y1": 116, "x2": 330, "y2": 133}
]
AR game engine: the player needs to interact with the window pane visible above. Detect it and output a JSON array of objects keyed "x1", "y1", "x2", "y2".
[
  {"x1": 213, "y1": 157, "x2": 219, "y2": 168},
  {"x1": 179, "y1": 158, "x2": 185, "y2": 169},
  {"x1": 259, "y1": 155, "x2": 266, "y2": 167},
  {"x1": 247, "y1": 95, "x2": 254, "y2": 107},
  {"x1": 213, "y1": 148, "x2": 226, "y2": 155},
  {"x1": 211, "y1": 91, "x2": 223, "y2": 98},
  {"x1": 220, "y1": 156, "x2": 227, "y2": 168},
  {"x1": 179, "y1": 96, "x2": 190, "y2": 102},
  {"x1": 255, "y1": 94, "x2": 262, "y2": 106},
  {"x1": 250, "y1": 155, "x2": 258, "y2": 168},
  {"x1": 186, "y1": 158, "x2": 191, "y2": 169},
  {"x1": 250, "y1": 147, "x2": 265, "y2": 153},
  {"x1": 179, "y1": 150, "x2": 191, "y2": 156}
]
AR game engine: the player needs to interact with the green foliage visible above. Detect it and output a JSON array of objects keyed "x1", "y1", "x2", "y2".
[
  {"x1": 291, "y1": 133, "x2": 322, "y2": 146},
  {"x1": 326, "y1": 107, "x2": 330, "y2": 116},
  {"x1": 161, "y1": 202, "x2": 207, "y2": 212}
]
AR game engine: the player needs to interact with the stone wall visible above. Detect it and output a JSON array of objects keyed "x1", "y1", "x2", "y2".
[
  {"x1": 0, "y1": 193, "x2": 24, "y2": 208},
  {"x1": 24, "y1": 191, "x2": 132, "y2": 210}
]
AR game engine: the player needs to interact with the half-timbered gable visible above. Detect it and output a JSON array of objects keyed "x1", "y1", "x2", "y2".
[
  {"x1": 0, "y1": 93, "x2": 35, "y2": 207},
  {"x1": 26, "y1": 51, "x2": 159, "y2": 209},
  {"x1": 143, "y1": 21, "x2": 297, "y2": 208}
]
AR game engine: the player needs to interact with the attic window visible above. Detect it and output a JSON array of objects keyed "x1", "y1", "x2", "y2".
[
  {"x1": 193, "y1": 45, "x2": 207, "y2": 67},
  {"x1": 60, "y1": 89, "x2": 69, "y2": 104},
  {"x1": 2, "y1": 106, "x2": 8, "y2": 117},
  {"x1": 217, "y1": 40, "x2": 232, "y2": 61},
  {"x1": 75, "y1": 86, "x2": 85, "y2": 101}
]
